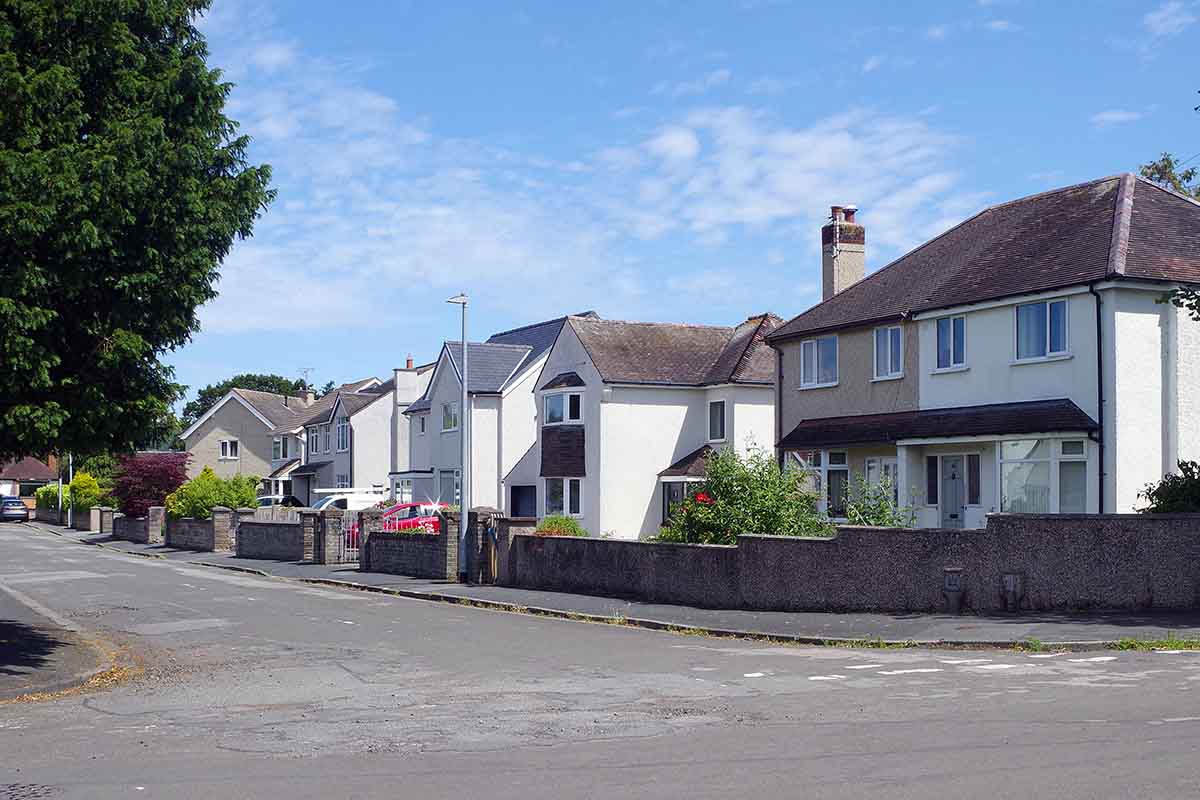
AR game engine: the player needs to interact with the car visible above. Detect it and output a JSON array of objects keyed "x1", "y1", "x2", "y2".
[
  {"x1": 1, "y1": 496, "x2": 30, "y2": 522},
  {"x1": 344, "y1": 501, "x2": 449, "y2": 548},
  {"x1": 257, "y1": 494, "x2": 304, "y2": 508},
  {"x1": 312, "y1": 493, "x2": 381, "y2": 512}
]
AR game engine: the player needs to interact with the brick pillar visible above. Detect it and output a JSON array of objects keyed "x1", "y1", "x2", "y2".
[
  {"x1": 299, "y1": 510, "x2": 318, "y2": 562},
  {"x1": 88, "y1": 506, "x2": 101, "y2": 532},
  {"x1": 98, "y1": 507, "x2": 115, "y2": 536},
  {"x1": 316, "y1": 508, "x2": 343, "y2": 564},
  {"x1": 211, "y1": 506, "x2": 233, "y2": 551},
  {"x1": 442, "y1": 512, "x2": 462, "y2": 581},
  {"x1": 147, "y1": 506, "x2": 165, "y2": 544},
  {"x1": 234, "y1": 508, "x2": 255, "y2": 555},
  {"x1": 358, "y1": 508, "x2": 383, "y2": 571}
]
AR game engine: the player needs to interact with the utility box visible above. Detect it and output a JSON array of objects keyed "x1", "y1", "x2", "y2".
[{"x1": 943, "y1": 567, "x2": 964, "y2": 614}]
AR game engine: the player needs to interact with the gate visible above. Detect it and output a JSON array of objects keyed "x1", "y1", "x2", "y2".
[{"x1": 336, "y1": 508, "x2": 361, "y2": 563}]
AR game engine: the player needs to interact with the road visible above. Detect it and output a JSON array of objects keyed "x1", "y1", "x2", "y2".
[{"x1": 1, "y1": 522, "x2": 1199, "y2": 799}]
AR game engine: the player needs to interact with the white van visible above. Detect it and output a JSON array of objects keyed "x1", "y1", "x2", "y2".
[{"x1": 311, "y1": 492, "x2": 382, "y2": 512}]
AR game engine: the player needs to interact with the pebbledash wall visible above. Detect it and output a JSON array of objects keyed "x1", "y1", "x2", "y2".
[{"x1": 497, "y1": 514, "x2": 1200, "y2": 613}]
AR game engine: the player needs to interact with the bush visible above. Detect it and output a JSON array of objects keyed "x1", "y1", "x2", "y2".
[
  {"x1": 658, "y1": 446, "x2": 832, "y2": 545},
  {"x1": 68, "y1": 471, "x2": 103, "y2": 511},
  {"x1": 35, "y1": 483, "x2": 67, "y2": 510},
  {"x1": 843, "y1": 475, "x2": 916, "y2": 528},
  {"x1": 112, "y1": 452, "x2": 190, "y2": 517},
  {"x1": 165, "y1": 467, "x2": 259, "y2": 520},
  {"x1": 1140, "y1": 461, "x2": 1200, "y2": 513},
  {"x1": 535, "y1": 515, "x2": 588, "y2": 537}
]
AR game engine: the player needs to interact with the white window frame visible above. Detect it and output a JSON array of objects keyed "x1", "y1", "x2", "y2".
[
  {"x1": 1014, "y1": 299, "x2": 1069, "y2": 363},
  {"x1": 394, "y1": 479, "x2": 413, "y2": 503},
  {"x1": 788, "y1": 449, "x2": 848, "y2": 519},
  {"x1": 320, "y1": 423, "x2": 331, "y2": 453},
  {"x1": 438, "y1": 469, "x2": 461, "y2": 505},
  {"x1": 925, "y1": 452, "x2": 983, "y2": 511},
  {"x1": 998, "y1": 437, "x2": 1088, "y2": 513},
  {"x1": 934, "y1": 315, "x2": 968, "y2": 372},
  {"x1": 707, "y1": 399, "x2": 727, "y2": 443},
  {"x1": 219, "y1": 439, "x2": 239, "y2": 460},
  {"x1": 544, "y1": 477, "x2": 583, "y2": 518},
  {"x1": 335, "y1": 415, "x2": 350, "y2": 452},
  {"x1": 872, "y1": 325, "x2": 903, "y2": 380},
  {"x1": 335, "y1": 474, "x2": 350, "y2": 489},
  {"x1": 441, "y1": 402, "x2": 459, "y2": 433},
  {"x1": 864, "y1": 456, "x2": 900, "y2": 506},
  {"x1": 272, "y1": 437, "x2": 282, "y2": 461},
  {"x1": 799, "y1": 335, "x2": 838, "y2": 389},
  {"x1": 543, "y1": 391, "x2": 583, "y2": 426},
  {"x1": 307, "y1": 427, "x2": 319, "y2": 454}
]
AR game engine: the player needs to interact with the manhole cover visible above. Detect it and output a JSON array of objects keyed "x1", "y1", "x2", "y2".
[{"x1": 0, "y1": 786, "x2": 61, "y2": 800}]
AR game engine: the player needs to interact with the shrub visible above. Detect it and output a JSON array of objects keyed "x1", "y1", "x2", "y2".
[
  {"x1": 165, "y1": 467, "x2": 260, "y2": 519},
  {"x1": 112, "y1": 452, "x2": 190, "y2": 517},
  {"x1": 68, "y1": 471, "x2": 104, "y2": 511},
  {"x1": 843, "y1": 475, "x2": 916, "y2": 528},
  {"x1": 35, "y1": 483, "x2": 68, "y2": 510},
  {"x1": 657, "y1": 446, "x2": 832, "y2": 545},
  {"x1": 1140, "y1": 461, "x2": 1200, "y2": 513},
  {"x1": 535, "y1": 514, "x2": 588, "y2": 537}
]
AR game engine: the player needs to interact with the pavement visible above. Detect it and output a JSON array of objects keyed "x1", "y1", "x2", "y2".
[
  {"x1": 31, "y1": 520, "x2": 1200, "y2": 647},
  {"x1": 4, "y1": 520, "x2": 1200, "y2": 799}
]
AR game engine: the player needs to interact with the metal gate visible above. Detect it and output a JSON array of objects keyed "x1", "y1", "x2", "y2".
[{"x1": 336, "y1": 508, "x2": 361, "y2": 564}]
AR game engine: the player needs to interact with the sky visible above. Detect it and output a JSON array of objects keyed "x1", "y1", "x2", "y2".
[{"x1": 172, "y1": 0, "x2": 1200, "y2": 401}]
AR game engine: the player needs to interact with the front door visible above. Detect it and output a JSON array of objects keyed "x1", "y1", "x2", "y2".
[
  {"x1": 511, "y1": 485, "x2": 537, "y2": 518},
  {"x1": 940, "y1": 455, "x2": 965, "y2": 528}
]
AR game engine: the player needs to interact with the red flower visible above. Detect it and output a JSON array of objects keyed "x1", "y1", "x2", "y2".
[{"x1": 694, "y1": 492, "x2": 714, "y2": 505}]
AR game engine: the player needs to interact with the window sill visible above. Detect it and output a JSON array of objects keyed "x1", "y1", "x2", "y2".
[
  {"x1": 797, "y1": 382, "x2": 839, "y2": 391},
  {"x1": 1011, "y1": 353, "x2": 1072, "y2": 366},
  {"x1": 931, "y1": 365, "x2": 969, "y2": 375},
  {"x1": 707, "y1": 437, "x2": 727, "y2": 444},
  {"x1": 440, "y1": 429, "x2": 459, "y2": 434},
  {"x1": 870, "y1": 374, "x2": 903, "y2": 383},
  {"x1": 543, "y1": 421, "x2": 583, "y2": 427}
]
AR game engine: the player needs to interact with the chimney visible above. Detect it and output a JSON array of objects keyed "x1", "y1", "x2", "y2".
[
  {"x1": 405, "y1": 354, "x2": 414, "y2": 370},
  {"x1": 821, "y1": 204, "x2": 865, "y2": 300},
  {"x1": 302, "y1": 389, "x2": 315, "y2": 406}
]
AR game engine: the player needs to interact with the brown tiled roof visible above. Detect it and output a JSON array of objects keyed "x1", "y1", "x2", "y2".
[
  {"x1": 569, "y1": 313, "x2": 779, "y2": 386},
  {"x1": 0, "y1": 457, "x2": 56, "y2": 481},
  {"x1": 659, "y1": 445, "x2": 713, "y2": 478},
  {"x1": 777, "y1": 399, "x2": 1098, "y2": 449},
  {"x1": 542, "y1": 371, "x2": 586, "y2": 390},
  {"x1": 769, "y1": 174, "x2": 1200, "y2": 341},
  {"x1": 290, "y1": 378, "x2": 382, "y2": 428},
  {"x1": 232, "y1": 388, "x2": 312, "y2": 429}
]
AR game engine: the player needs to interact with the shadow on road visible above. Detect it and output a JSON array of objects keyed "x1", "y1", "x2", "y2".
[{"x1": 0, "y1": 620, "x2": 65, "y2": 676}]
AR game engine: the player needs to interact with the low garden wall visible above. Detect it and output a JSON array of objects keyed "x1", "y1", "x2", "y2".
[
  {"x1": 162, "y1": 508, "x2": 235, "y2": 552},
  {"x1": 360, "y1": 509, "x2": 460, "y2": 579},
  {"x1": 499, "y1": 513, "x2": 1200, "y2": 613},
  {"x1": 70, "y1": 507, "x2": 98, "y2": 531},
  {"x1": 34, "y1": 506, "x2": 60, "y2": 524},
  {"x1": 112, "y1": 507, "x2": 165, "y2": 544},
  {"x1": 236, "y1": 520, "x2": 305, "y2": 561}
]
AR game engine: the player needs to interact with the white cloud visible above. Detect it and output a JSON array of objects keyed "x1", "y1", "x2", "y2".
[
  {"x1": 861, "y1": 55, "x2": 886, "y2": 74},
  {"x1": 646, "y1": 126, "x2": 702, "y2": 161},
  {"x1": 1090, "y1": 109, "x2": 1144, "y2": 127},
  {"x1": 653, "y1": 68, "x2": 732, "y2": 97},
  {"x1": 985, "y1": 19, "x2": 1021, "y2": 32},
  {"x1": 249, "y1": 41, "x2": 296, "y2": 72},
  {"x1": 925, "y1": 24, "x2": 950, "y2": 40},
  {"x1": 1144, "y1": 1, "x2": 1197, "y2": 36}
]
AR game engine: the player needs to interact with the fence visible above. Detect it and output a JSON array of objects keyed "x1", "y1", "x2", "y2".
[{"x1": 254, "y1": 506, "x2": 302, "y2": 523}]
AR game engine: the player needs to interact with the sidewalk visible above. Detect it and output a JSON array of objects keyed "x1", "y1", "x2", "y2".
[
  {"x1": 32, "y1": 521, "x2": 1200, "y2": 648},
  {"x1": 0, "y1": 578, "x2": 107, "y2": 701}
]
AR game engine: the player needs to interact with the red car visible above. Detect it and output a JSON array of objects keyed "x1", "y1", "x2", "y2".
[{"x1": 344, "y1": 502, "x2": 448, "y2": 548}]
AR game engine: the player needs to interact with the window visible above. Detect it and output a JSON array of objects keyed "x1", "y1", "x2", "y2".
[
  {"x1": 788, "y1": 449, "x2": 848, "y2": 517},
  {"x1": 335, "y1": 474, "x2": 350, "y2": 489},
  {"x1": 307, "y1": 427, "x2": 319, "y2": 454},
  {"x1": 545, "y1": 477, "x2": 582, "y2": 517},
  {"x1": 864, "y1": 457, "x2": 899, "y2": 506},
  {"x1": 1015, "y1": 299, "x2": 1068, "y2": 361},
  {"x1": 272, "y1": 437, "x2": 281, "y2": 460},
  {"x1": 439, "y1": 469, "x2": 461, "y2": 505},
  {"x1": 1059, "y1": 440, "x2": 1087, "y2": 513},
  {"x1": 320, "y1": 423, "x2": 331, "y2": 453},
  {"x1": 967, "y1": 454, "x2": 981, "y2": 505},
  {"x1": 442, "y1": 402, "x2": 459, "y2": 432},
  {"x1": 800, "y1": 335, "x2": 838, "y2": 388},
  {"x1": 708, "y1": 400, "x2": 726, "y2": 441},
  {"x1": 544, "y1": 392, "x2": 582, "y2": 425},
  {"x1": 395, "y1": 479, "x2": 413, "y2": 503},
  {"x1": 335, "y1": 415, "x2": 350, "y2": 451},
  {"x1": 1000, "y1": 439, "x2": 1052, "y2": 513},
  {"x1": 826, "y1": 452, "x2": 848, "y2": 517},
  {"x1": 873, "y1": 326, "x2": 903, "y2": 379},
  {"x1": 662, "y1": 481, "x2": 695, "y2": 524},
  {"x1": 936, "y1": 316, "x2": 966, "y2": 370},
  {"x1": 220, "y1": 439, "x2": 239, "y2": 460},
  {"x1": 925, "y1": 456, "x2": 938, "y2": 505},
  {"x1": 418, "y1": 416, "x2": 426, "y2": 435}
]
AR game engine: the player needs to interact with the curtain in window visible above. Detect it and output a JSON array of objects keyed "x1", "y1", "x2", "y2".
[
  {"x1": 1016, "y1": 303, "x2": 1047, "y2": 359},
  {"x1": 818, "y1": 337, "x2": 838, "y2": 384}
]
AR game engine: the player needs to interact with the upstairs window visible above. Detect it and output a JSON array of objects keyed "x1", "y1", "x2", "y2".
[
  {"x1": 307, "y1": 427, "x2": 319, "y2": 454},
  {"x1": 220, "y1": 439, "x2": 239, "y2": 460},
  {"x1": 441, "y1": 402, "x2": 459, "y2": 432},
  {"x1": 544, "y1": 392, "x2": 582, "y2": 425},
  {"x1": 320, "y1": 423, "x2": 331, "y2": 453},
  {"x1": 800, "y1": 335, "x2": 838, "y2": 388},
  {"x1": 418, "y1": 416, "x2": 426, "y2": 435},
  {"x1": 1016, "y1": 299, "x2": 1068, "y2": 360},
  {"x1": 936, "y1": 316, "x2": 966, "y2": 369},
  {"x1": 335, "y1": 415, "x2": 350, "y2": 451},
  {"x1": 873, "y1": 325, "x2": 903, "y2": 379},
  {"x1": 708, "y1": 400, "x2": 726, "y2": 442},
  {"x1": 272, "y1": 437, "x2": 281, "y2": 461}
]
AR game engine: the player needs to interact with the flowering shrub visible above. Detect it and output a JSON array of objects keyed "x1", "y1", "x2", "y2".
[
  {"x1": 534, "y1": 515, "x2": 588, "y2": 537},
  {"x1": 165, "y1": 467, "x2": 259, "y2": 519},
  {"x1": 657, "y1": 446, "x2": 831, "y2": 545},
  {"x1": 112, "y1": 452, "x2": 190, "y2": 517},
  {"x1": 67, "y1": 471, "x2": 104, "y2": 511}
]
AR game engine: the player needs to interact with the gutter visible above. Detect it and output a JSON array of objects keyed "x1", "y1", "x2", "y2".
[{"x1": 1088, "y1": 283, "x2": 1106, "y2": 513}]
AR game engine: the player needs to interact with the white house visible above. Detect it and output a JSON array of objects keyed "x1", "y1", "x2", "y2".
[
  {"x1": 392, "y1": 314, "x2": 591, "y2": 511},
  {"x1": 504, "y1": 313, "x2": 780, "y2": 539},
  {"x1": 768, "y1": 174, "x2": 1200, "y2": 527}
]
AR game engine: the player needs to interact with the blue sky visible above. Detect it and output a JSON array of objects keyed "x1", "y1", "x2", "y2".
[{"x1": 173, "y1": 0, "x2": 1199, "y2": 400}]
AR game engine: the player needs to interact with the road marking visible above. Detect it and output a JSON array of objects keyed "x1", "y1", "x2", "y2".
[
  {"x1": 940, "y1": 659, "x2": 991, "y2": 665},
  {"x1": 0, "y1": 570, "x2": 106, "y2": 584},
  {"x1": 1155, "y1": 650, "x2": 1200, "y2": 655},
  {"x1": 0, "y1": 581, "x2": 81, "y2": 632},
  {"x1": 128, "y1": 618, "x2": 231, "y2": 635},
  {"x1": 1028, "y1": 653, "x2": 1069, "y2": 659},
  {"x1": 809, "y1": 675, "x2": 846, "y2": 681},
  {"x1": 878, "y1": 668, "x2": 943, "y2": 675},
  {"x1": 340, "y1": 620, "x2": 356, "y2": 625},
  {"x1": 1068, "y1": 656, "x2": 1118, "y2": 663},
  {"x1": 844, "y1": 664, "x2": 884, "y2": 670},
  {"x1": 743, "y1": 672, "x2": 766, "y2": 678},
  {"x1": 971, "y1": 664, "x2": 1019, "y2": 670}
]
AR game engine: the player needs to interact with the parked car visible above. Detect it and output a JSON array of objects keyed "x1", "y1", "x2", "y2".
[
  {"x1": 345, "y1": 501, "x2": 448, "y2": 548},
  {"x1": 1, "y1": 496, "x2": 29, "y2": 522},
  {"x1": 257, "y1": 494, "x2": 304, "y2": 507},
  {"x1": 312, "y1": 493, "x2": 380, "y2": 512}
]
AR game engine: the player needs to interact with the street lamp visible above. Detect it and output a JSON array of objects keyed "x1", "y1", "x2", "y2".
[{"x1": 446, "y1": 293, "x2": 470, "y2": 580}]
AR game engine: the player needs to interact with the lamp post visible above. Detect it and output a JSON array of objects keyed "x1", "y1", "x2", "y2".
[{"x1": 447, "y1": 293, "x2": 470, "y2": 580}]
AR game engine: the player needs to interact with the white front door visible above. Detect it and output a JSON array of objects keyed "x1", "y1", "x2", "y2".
[{"x1": 940, "y1": 455, "x2": 965, "y2": 528}]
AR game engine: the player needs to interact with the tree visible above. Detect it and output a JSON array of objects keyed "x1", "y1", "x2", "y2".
[
  {"x1": 181, "y1": 373, "x2": 303, "y2": 427},
  {"x1": 318, "y1": 381, "x2": 336, "y2": 398},
  {"x1": 112, "y1": 452, "x2": 189, "y2": 516},
  {"x1": 1140, "y1": 152, "x2": 1200, "y2": 321},
  {"x1": 1139, "y1": 461, "x2": 1200, "y2": 513},
  {"x1": 0, "y1": 2, "x2": 274, "y2": 460}
]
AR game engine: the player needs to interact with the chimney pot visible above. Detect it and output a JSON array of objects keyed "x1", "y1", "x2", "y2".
[
  {"x1": 830, "y1": 205, "x2": 844, "y2": 223},
  {"x1": 844, "y1": 205, "x2": 857, "y2": 223},
  {"x1": 406, "y1": 355, "x2": 414, "y2": 370}
]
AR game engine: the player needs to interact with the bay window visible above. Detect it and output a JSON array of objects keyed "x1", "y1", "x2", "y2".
[
  {"x1": 936, "y1": 315, "x2": 966, "y2": 370},
  {"x1": 1016, "y1": 299, "x2": 1068, "y2": 361},
  {"x1": 788, "y1": 449, "x2": 848, "y2": 517},
  {"x1": 800, "y1": 335, "x2": 838, "y2": 388},
  {"x1": 544, "y1": 392, "x2": 582, "y2": 425},
  {"x1": 873, "y1": 326, "x2": 903, "y2": 379},
  {"x1": 545, "y1": 477, "x2": 582, "y2": 517},
  {"x1": 1001, "y1": 438, "x2": 1087, "y2": 513}
]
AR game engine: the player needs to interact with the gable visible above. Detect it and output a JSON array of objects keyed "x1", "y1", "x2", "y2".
[{"x1": 180, "y1": 391, "x2": 275, "y2": 441}]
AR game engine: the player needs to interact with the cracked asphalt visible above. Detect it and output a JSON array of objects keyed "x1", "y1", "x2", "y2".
[{"x1": 2, "y1": 522, "x2": 1200, "y2": 799}]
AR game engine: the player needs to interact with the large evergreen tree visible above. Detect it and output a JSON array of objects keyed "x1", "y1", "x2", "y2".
[{"x1": 0, "y1": 1, "x2": 274, "y2": 459}]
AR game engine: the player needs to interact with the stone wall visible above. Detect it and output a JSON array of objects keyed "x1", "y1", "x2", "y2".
[
  {"x1": 113, "y1": 514, "x2": 149, "y2": 543},
  {"x1": 165, "y1": 517, "x2": 215, "y2": 551},
  {"x1": 70, "y1": 508, "x2": 94, "y2": 531},
  {"x1": 362, "y1": 510, "x2": 458, "y2": 579},
  {"x1": 236, "y1": 520, "x2": 305, "y2": 561},
  {"x1": 34, "y1": 506, "x2": 60, "y2": 524},
  {"x1": 501, "y1": 513, "x2": 1200, "y2": 613}
]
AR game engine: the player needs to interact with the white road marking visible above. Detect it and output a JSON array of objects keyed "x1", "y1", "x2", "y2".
[
  {"x1": 878, "y1": 668, "x2": 944, "y2": 676},
  {"x1": 0, "y1": 581, "x2": 81, "y2": 631},
  {"x1": 809, "y1": 675, "x2": 846, "y2": 681},
  {"x1": 844, "y1": 664, "x2": 884, "y2": 670},
  {"x1": 1155, "y1": 650, "x2": 1200, "y2": 655},
  {"x1": 743, "y1": 672, "x2": 766, "y2": 678},
  {"x1": 0, "y1": 570, "x2": 106, "y2": 584},
  {"x1": 971, "y1": 663, "x2": 1019, "y2": 670},
  {"x1": 1068, "y1": 656, "x2": 1118, "y2": 663},
  {"x1": 340, "y1": 620, "x2": 356, "y2": 625},
  {"x1": 940, "y1": 658, "x2": 992, "y2": 665},
  {"x1": 1027, "y1": 653, "x2": 1069, "y2": 659}
]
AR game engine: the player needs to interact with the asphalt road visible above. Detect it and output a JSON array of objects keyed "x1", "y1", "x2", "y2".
[{"x1": 2, "y1": 522, "x2": 1200, "y2": 799}]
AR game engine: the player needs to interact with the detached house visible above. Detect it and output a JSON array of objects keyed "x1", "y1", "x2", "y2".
[
  {"x1": 505, "y1": 313, "x2": 779, "y2": 539},
  {"x1": 180, "y1": 387, "x2": 315, "y2": 485},
  {"x1": 768, "y1": 174, "x2": 1200, "y2": 527}
]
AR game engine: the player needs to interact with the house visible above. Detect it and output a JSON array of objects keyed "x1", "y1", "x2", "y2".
[
  {"x1": 0, "y1": 456, "x2": 58, "y2": 506},
  {"x1": 766, "y1": 174, "x2": 1200, "y2": 528},
  {"x1": 179, "y1": 388, "x2": 315, "y2": 485},
  {"x1": 393, "y1": 314, "x2": 593, "y2": 511},
  {"x1": 504, "y1": 313, "x2": 780, "y2": 539}
]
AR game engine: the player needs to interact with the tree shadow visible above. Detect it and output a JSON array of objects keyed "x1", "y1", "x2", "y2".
[{"x1": 0, "y1": 620, "x2": 65, "y2": 676}]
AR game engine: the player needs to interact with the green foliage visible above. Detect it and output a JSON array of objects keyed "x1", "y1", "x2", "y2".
[
  {"x1": 1139, "y1": 461, "x2": 1200, "y2": 513},
  {"x1": 1140, "y1": 153, "x2": 1200, "y2": 322},
  {"x1": 658, "y1": 446, "x2": 832, "y2": 545},
  {"x1": 34, "y1": 483, "x2": 67, "y2": 510},
  {"x1": 535, "y1": 515, "x2": 588, "y2": 537},
  {"x1": 0, "y1": 2, "x2": 274, "y2": 460},
  {"x1": 67, "y1": 471, "x2": 103, "y2": 511},
  {"x1": 164, "y1": 466, "x2": 259, "y2": 519},
  {"x1": 843, "y1": 475, "x2": 916, "y2": 528},
  {"x1": 182, "y1": 374, "x2": 305, "y2": 427}
]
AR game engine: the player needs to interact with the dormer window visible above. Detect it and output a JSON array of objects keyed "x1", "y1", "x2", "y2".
[{"x1": 544, "y1": 392, "x2": 582, "y2": 425}]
